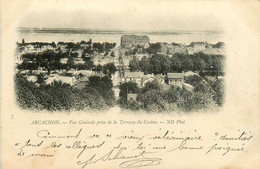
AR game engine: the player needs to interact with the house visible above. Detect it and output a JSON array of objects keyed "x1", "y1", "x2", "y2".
[
  {"x1": 124, "y1": 71, "x2": 144, "y2": 87},
  {"x1": 92, "y1": 55, "x2": 115, "y2": 66},
  {"x1": 45, "y1": 75, "x2": 76, "y2": 85},
  {"x1": 190, "y1": 42, "x2": 207, "y2": 52},
  {"x1": 141, "y1": 74, "x2": 166, "y2": 87},
  {"x1": 166, "y1": 73, "x2": 184, "y2": 86},
  {"x1": 72, "y1": 70, "x2": 105, "y2": 78},
  {"x1": 73, "y1": 70, "x2": 93, "y2": 76}
]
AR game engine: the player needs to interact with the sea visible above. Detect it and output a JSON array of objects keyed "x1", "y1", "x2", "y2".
[{"x1": 18, "y1": 28, "x2": 224, "y2": 46}]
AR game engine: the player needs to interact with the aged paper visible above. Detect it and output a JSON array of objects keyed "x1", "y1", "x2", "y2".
[{"x1": 1, "y1": 0, "x2": 260, "y2": 169}]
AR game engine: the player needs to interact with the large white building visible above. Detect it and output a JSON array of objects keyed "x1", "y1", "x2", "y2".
[{"x1": 121, "y1": 35, "x2": 150, "y2": 48}]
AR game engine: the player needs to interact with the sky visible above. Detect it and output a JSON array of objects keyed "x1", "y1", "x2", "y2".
[{"x1": 18, "y1": 0, "x2": 225, "y2": 31}]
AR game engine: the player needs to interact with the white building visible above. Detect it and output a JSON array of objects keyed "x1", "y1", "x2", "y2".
[
  {"x1": 166, "y1": 73, "x2": 184, "y2": 86},
  {"x1": 45, "y1": 75, "x2": 76, "y2": 85},
  {"x1": 124, "y1": 71, "x2": 144, "y2": 87}
]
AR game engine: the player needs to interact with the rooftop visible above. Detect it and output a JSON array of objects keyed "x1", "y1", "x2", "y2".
[
  {"x1": 167, "y1": 73, "x2": 184, "y2": 79},
  {"x1": 121, "y1": 35, "x2": 149, "y2": 40},
  {"x1": 190, "y1": 42, "x2": 207, "y2": 46}
]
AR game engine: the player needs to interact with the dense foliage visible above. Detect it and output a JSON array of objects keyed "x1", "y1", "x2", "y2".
[
  {"x1": 119, "y1": 76, "x2": 224, "y2": 112},
  {"x1": 17, "y1": 51, "x2": 95, "y2": 73},
  {"x1": 15, "y1": 74, "x2": 115, "y2": 111},
  {"x1": 128, "y1": 52, "x2": 225, "y2": 76}
]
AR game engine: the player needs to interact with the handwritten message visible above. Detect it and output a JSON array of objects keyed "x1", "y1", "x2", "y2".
[{"x1": 14, "y1": 119, "x2": 253, "y2": 168}]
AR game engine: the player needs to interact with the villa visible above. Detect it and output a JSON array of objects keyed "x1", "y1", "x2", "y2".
[
  {"x1": 124, "y1": 71, "x2": 144, "y2": 87},
  {"x1": 166, "y1": 72, "x2": 184, "y2": 86}
]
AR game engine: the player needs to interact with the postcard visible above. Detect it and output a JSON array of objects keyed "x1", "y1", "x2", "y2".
[{"x1": 1, "y1": 0, "x2": 259, "y2": 168}]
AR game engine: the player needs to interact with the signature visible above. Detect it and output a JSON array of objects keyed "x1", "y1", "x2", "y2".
[{"x1": 77, "y1": 144, "x2": 161, "y2": 169}]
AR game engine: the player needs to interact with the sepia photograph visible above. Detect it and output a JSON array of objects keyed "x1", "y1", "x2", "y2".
[{"x1": 14, "y1": 1, "x2": 225, "y2": 113}]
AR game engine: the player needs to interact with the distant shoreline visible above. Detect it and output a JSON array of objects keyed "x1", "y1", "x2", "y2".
[{"x1": 18, "y1": 27, "x2": 224, "y2": 35}]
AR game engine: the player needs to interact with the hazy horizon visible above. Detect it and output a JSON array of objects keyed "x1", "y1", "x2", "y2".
[{"x1": 17, "y1": 1, "x2": 224, "y2": 32}]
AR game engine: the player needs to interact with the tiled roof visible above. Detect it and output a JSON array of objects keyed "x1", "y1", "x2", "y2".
[{"x1": 167, "y1": 73, "x2": 184, "y2": 79}]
